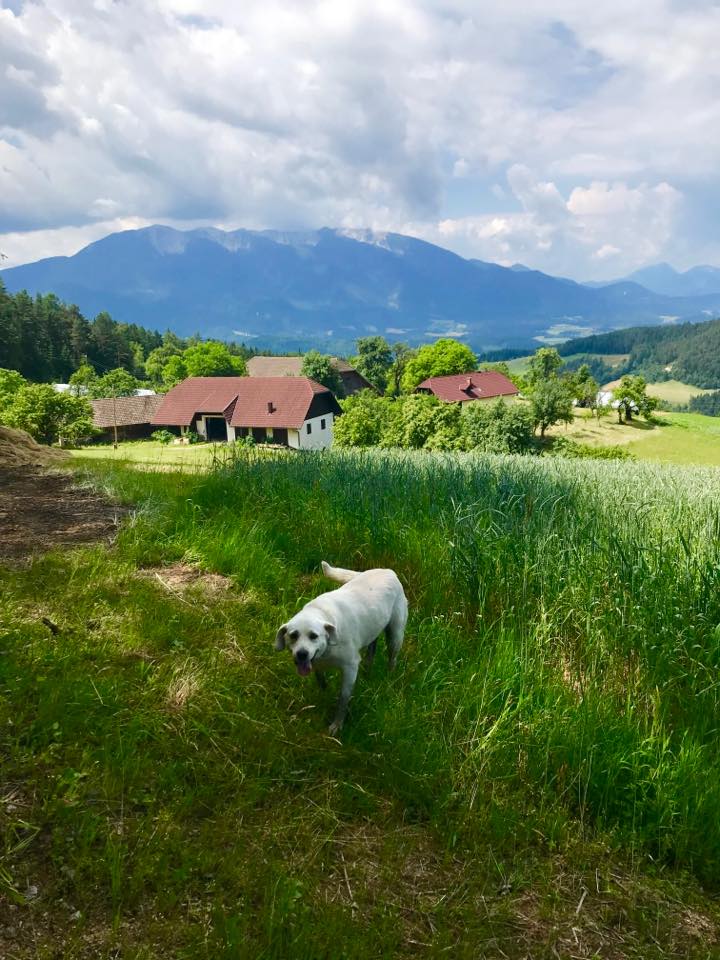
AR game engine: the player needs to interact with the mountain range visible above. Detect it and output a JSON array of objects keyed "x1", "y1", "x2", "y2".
[{"x1": 2, "y1": 225, "x2": 720, "y2": 352}]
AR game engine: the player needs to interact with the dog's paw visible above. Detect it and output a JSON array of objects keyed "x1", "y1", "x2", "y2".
[{"x1": 327, "y1": 720, "x2": 343, "y2": 738}]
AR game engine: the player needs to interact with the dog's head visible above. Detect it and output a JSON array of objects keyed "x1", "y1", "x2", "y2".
[{"x1": 274, "y1": 613, "x2": 336, "y2": 677}]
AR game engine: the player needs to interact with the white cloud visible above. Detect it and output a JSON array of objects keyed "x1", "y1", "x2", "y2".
[
  {"x1": 593, "y1": 244, "x2": 621, "y2": 260},
  {"x1": 0, "y1": 0, "x2": 719, "y2": 276},
  {"x1": 412, "y1": 169, "x2": 683, "y2": 278}
]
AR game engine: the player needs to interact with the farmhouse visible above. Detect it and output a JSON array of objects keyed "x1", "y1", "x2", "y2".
[
  {"x1": 416, "y1": 371, "x2": 519, "y2": 404},
  {"x1": 247, "y1": 356, "x2": 375, "y2": 395},
  {"x1": 90, "y1": 394, "x2": 164, "y2": 442},
  {"x1": 151, "y1": 376, "x2": 342, "y2": 449}
]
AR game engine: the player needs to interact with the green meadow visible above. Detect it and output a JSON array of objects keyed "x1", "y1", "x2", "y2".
[{"x1": 3, "y1": 450, "x2": 720, "y2": 957}]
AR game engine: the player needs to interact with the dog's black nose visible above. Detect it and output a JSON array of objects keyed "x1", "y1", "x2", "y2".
[{"x1": 295, "y1": 649, "x2": 309, "y2": 662}]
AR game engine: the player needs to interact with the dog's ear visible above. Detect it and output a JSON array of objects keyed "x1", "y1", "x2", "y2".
[
  {"x1": 324, "y1": 622, "x2": 337, "y2": 645},
  {"x1": 274, "y1": 624, "x2": 288, "y2": 651}
]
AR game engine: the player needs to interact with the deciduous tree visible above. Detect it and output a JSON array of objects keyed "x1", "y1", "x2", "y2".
[
  {"x1": 401, "y1": 338, "x2": 477, "y2": 393},
  {"x1": 3, "y1": 384, "x2": 96, "y2": 445},
  {"x1": 352, "y1": 336, "x2": 393, "y2": 392},
  {"x1": 300, "y1": 351, "x2": 343, "y2": 396}
]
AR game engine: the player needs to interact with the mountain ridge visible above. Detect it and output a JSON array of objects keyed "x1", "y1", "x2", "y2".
[
  {"x1": 586, "y1": 262, "x2": 720, "y2": 298},
  {"x1": 3, "y1": 225, "x2": 720, "y2": 351}
]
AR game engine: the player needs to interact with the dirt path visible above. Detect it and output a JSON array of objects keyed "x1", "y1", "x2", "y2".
[{"x1": 0, "y1": 467, "x2": 125, "y2": 563}]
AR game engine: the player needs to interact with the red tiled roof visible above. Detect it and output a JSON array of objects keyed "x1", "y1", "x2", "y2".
[
  {"x1": 228, "y1": 377, "x2": 336, "y2": 428},
  {"x1": 91, "y1": 394, "x2": 164, "y2": 428},
  {"x1": 151, "y1": 376, "x2": 338, "y2": 429},
  {"x1": 152, "y1": 378, "x2": 249, "y2": 427},
  {"x1": 417, "y1": 371, "x2": 519, "y2": 403}
]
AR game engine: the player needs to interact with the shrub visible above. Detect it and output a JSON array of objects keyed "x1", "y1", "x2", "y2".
[
  {"x1": 2, "y1": 384, "x2": 96, "y2": 445},
  {"x1": 548, "y1": 436, "x2": 635, "y2": 460},
  {"x1": 151, "y1": 429, "x2": 175, "y2": 445},
  {"x1": 462, "y1": 399, "x2": 534, "y2": 453}
]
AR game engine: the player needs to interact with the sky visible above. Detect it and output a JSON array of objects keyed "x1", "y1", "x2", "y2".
[{"x1": 1, "y1": 0, "x2": 719, "y2": 278}]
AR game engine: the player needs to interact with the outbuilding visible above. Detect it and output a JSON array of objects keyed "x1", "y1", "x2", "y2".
[
  {"x1": 151, "y1": 376, "x2": 342, "y2": 449},
  {"x1": 247, "y1": 356, "x2": 375, "y2": 395},
  {"x1": 90, "y1": 394, "x2": 164, "y2": 442}
]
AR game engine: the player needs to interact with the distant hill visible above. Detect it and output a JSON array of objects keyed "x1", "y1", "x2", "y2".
[
  {"x1": 587, "y1": 262, "x2": 720, "y2": 298},
  {"x1": 558, "y1": 317, "x2": 720, "y2": 389},
  {"x1": 3, "y1": 225, "x2": 720, "y2": 352}
]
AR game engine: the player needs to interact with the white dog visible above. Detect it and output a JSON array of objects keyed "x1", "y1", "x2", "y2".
[{"x1": 274, "y1": 561, "x2": 408, "y2": 735}]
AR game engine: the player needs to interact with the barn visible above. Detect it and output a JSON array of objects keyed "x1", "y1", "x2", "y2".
[{"x1": 90, "y1": 394, "x2": 164, "y2": 442}]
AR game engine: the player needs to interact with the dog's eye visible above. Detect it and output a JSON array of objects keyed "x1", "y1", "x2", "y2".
[
  {"x1": 290, "y1": 631, "x2": 300, "y2": 641},
  {"x1": 308, "y1": 631, "x2": 318, "y2": 640}
]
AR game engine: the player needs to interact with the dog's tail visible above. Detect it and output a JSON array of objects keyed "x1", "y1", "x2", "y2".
[{"x1": 321, "y1": 560, "x2": 360, "y2": 583}]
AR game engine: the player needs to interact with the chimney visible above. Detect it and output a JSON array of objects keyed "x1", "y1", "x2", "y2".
[
  {"x1": 464, "y1": 377, "x2": 474, "y2": 392},
  {"x1": 267, "y1": 401, "x2": 275, "y2": 413}
]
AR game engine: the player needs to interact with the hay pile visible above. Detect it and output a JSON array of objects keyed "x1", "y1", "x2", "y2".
[{"x1": 0, "y1": 426, "x2": 69, "y2": 468}]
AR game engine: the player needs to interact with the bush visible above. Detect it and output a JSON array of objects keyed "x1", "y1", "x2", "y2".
[
  {"x1": 2, "y1": 384, "x2": 97, "y2": 446},
  {"x1": 334, "y1": 391, "x2": 392, "y2": 447},
  {"x1": 151, "y1": 429, "x2": 175, "y2": 445},
  {"x1": 335, "y1": 394, "x2": 536, "y2": 454},
  {"x1": 547, "y1": 436, "x2": 635, "y2": 460},
  {"x1": 462, "y1": 399, "x2": 534, "y2": 454}
]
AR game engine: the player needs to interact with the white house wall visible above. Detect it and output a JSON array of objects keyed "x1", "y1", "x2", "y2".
[
  {"x1": 199, "y1": 412, "x2": 334, "y2": 448},
  {"x1": 298, "y1": 412, "x2": 334, "y2": 450}
]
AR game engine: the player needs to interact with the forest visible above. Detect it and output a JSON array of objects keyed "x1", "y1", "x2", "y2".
[
  {"x1": 559, "y1": 316, "x2": 720, "y2": 388},
  {"x1": 0, "y1": 281, "x2": 164, "y2": 382}
]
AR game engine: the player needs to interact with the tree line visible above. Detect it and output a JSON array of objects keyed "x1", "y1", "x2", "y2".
[
  {"x1": 0, "y1": 282, "x2": 163, "y2": 382},
  {"x1": 0, "y1": 281, "x2": 258, "y2": 386}
]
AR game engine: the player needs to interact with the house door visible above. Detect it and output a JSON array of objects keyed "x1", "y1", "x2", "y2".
[{"x1": 205, "y1": 417, "x2": 227, "y2": 441}]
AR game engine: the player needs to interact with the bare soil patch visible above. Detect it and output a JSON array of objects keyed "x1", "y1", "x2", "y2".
[
  {"x1": 136, "y1": 563, "x2": 232, "y2": 595},
  {"x1": 0, "y1": 466, "x2": 124, "y2": 563}
]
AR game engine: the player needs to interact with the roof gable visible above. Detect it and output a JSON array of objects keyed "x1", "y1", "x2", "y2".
[{"x1": 152, "y1": 377, "x2": 249, "y2": 427}]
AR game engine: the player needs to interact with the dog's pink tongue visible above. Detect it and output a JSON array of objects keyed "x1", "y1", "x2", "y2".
[{"x1": 296, "y1": 662, "x2": 312, "y2": 677}]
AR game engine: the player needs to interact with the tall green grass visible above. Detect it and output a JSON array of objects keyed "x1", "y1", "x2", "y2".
[
  {"x1": 109, "y1": 449, "x2": 720, "y2": 884},
  {"x1": 4, "y1": 449, "x2": 720, "y2": 955}
]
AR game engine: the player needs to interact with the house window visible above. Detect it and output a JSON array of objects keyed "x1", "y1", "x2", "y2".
[
  {"x1": 321, "y1": 418, "x2": 326, "y2": 430},
  {"x1": 306, "y1": 422, "x2": 312, "y2": 435}
]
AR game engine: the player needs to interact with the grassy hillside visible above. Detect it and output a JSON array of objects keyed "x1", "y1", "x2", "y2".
[
  {"x1": 644, "y1": 380, "x2": 714, "y2": 405},
  {"x1": 545, "y1": 409, "x2": 720, "y2": 466},
  {"x1": 3, "y1": 451, "x2": 720, "y2": 956}
]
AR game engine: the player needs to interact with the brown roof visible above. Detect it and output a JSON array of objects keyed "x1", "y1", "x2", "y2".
[
  {"x1": 151, "y1": 378, "x2": 247, "y2": 427},
  {"x1": 152, "y1": 376, "x2": 341, "y2": 429},
  {"x1": 417, "y1": 371, "x2": 519, "y2": 403},
  {"x1": 91, "y1": 394, "x2": 164, "y2": 428},
  {"x1": 247, "y1": 356, "x2": 375, "y2": 394}
]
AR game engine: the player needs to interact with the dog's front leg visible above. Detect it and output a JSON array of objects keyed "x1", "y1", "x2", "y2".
[{"x1": 328, "y1": 659, "x2": 359, "y2": 737}]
